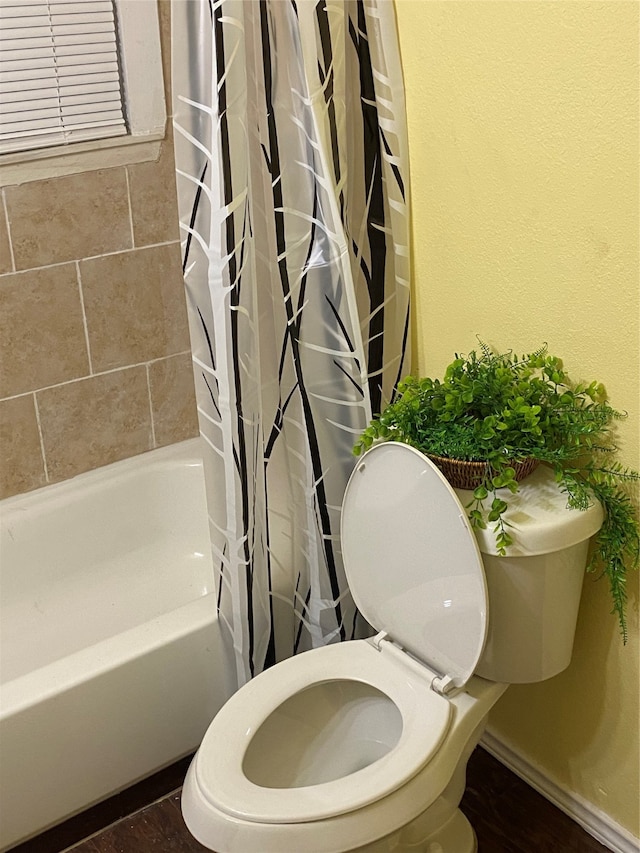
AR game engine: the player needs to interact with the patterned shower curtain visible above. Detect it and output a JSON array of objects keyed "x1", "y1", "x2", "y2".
[{"x1": 171, "y1": 0, "x2": 410, "y2": 687}]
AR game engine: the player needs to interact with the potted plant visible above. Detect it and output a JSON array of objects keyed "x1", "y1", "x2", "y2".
[{"x1": 354, "y1": 342, "x2": 639, "y2": 641}]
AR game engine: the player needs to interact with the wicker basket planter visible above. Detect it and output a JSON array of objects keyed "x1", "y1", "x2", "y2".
[{"x1": 427, "y1": 454, "x2": 540, "y2": 491}]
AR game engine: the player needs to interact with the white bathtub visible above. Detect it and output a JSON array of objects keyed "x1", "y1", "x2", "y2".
[{"x1": 0, "y1": 438, "x2": 235, "y2": 851}]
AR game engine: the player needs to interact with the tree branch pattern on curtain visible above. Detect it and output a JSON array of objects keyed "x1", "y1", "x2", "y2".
[{"x1": 172, "y1": 0, "x2": 410, "y2": 687}]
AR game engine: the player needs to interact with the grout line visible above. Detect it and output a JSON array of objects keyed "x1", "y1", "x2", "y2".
[
  {"x1": 1, "y1": 188, "x2": 16, "y2": 272},
  {"x1": 146, "y1": 362, "x2": 157, "y2": 448},
  {"x1": 124, "y1": 166, "x2": 136, "y2": 249},
  {"x1": 75, "y1": 261, "x2": 94, "y2": 375},
  {"x1": 0, "y1": 239, "x2": 181, "y2": 279},
  {"x1": 0, "y1": 351, "x2": 193, "y2": 404},
  {"x1": 32, "y1": 392, "x2": 50, "y2": 484}
]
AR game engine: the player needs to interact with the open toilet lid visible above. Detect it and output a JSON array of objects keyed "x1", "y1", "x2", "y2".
[{"x1": 341, "y1": 442, "x2": 488, "y2": 690}]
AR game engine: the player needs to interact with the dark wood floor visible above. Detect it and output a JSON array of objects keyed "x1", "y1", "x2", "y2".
[
  {"x1": 463, "y1": 748, "x2": 611, "y2": 853},
  {"x1": 10, "y1": 748, "x2": 611, "y2": 853}
]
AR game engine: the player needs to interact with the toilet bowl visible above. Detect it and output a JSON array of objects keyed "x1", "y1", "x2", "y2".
[{"x1": 182, "y1": 442, "x2": 603, "y2": 853}]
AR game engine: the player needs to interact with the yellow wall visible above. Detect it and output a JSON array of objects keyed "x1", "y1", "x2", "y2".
[{"x1": 395, "y1": 0, "x2": 639, "y2": 838}]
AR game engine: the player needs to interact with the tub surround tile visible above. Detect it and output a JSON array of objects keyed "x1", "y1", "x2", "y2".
[
  {"x1": 37, "y1": 367, "x2": 153, "y2": 483},
  {"x1": 0, "y1": 395, "x2": 46, "y2": 499},
  {"x1": 148, "y1": 352, "x2": 198, "y2": 447},
  {"x1": 0, "y1": 200, "x2": 12, "y2": 274},
  {"x1": 0, "y1": 264, "x2": 90, "y2": 399},
  {"x1": 5, "y1": 169, "x2": 132, "y2": 270},
  {"x1": 0, "y1": 43, "x2": 195, "y2": 499},
  {"x1": 80, "y1": 243, "x2": 190, "y2": 373},
  {"x1": 127, "y1": 134, "x2": 180, "y2": 247}
]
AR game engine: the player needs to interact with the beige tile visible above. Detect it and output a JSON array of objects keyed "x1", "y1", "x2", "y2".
[
  {"x1": 80, "y1": 243, "x2": 190, "y2": 372},
  {"x1": 0, "y1": 264, "x2": 89, "y2": 398},
  {"x1": 5, "y1": 169, "x2": 132, "y2": 270},
  {"x1": 0, "y1": 201, "x2": 12, "y2": 274},
  {"x1": 128, "y1": 131, "x2": 180, "y2": 247},
  {"x1": 149, "y1": 352, "x2": 198, "y2": 447},
  {"x1": 0, "y1": 394, "x2": 46, "y2": 498},
  {"x1": 37, "y1": 367, "x2": 153, "y2": 482}
]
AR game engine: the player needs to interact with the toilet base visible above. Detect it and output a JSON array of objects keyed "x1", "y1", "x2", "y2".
[
  {"x1": 347, "y1": 726, "x2": 482, "y2": 853},
  {"x1": 428, "y1": 810, "x2": 477, "y2": 853},
  {"x1": 348, "y1": 807, "x2": 476, "y2": 853}
]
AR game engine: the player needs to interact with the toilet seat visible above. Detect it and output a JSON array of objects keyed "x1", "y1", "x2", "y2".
[
  {"x1": 191, "y1": 639, "x2": 452, "y2": 824},
  {"x1": 341, "y1": 442, "x2": 488, "y2": 690}
]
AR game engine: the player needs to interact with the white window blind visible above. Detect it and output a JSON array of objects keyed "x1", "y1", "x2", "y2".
[{"x1": 0, "y1": 0, "x2": 127, "y2": 155}]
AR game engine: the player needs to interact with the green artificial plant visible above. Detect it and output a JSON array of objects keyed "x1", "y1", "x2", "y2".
[{"x1": 354, "y1": 342, "x2": 639, "y2": 641}]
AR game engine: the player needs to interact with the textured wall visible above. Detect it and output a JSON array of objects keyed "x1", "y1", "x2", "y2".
[
  {"x1": 0, "y1": 1, "x2": 198, "y2": 499},
  {"x1": 395, "y1": 0, "x2": 639, "y2": 838}
]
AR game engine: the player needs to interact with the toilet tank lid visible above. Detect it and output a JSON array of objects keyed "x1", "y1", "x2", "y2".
[{"x1": 455, "y1": 465, "x2": 604, "y2": 557}]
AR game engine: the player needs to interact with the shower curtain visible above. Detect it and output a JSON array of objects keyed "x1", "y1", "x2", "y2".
[{"x1": 171, "y1": 0, "x2": 411, "y2": 687}]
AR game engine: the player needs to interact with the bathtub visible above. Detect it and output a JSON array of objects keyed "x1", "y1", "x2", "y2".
[{"x1": 0, "y1": 438, "x2": 236, "y2": 851}]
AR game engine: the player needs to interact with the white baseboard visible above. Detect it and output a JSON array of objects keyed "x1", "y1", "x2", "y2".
[{"x1": 480, "y1": 730, "x2": 640, "y2": 853}]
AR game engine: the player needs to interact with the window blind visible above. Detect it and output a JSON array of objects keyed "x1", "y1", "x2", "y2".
[{"x1": 0, "y1": 0, "x2": 127, "y2": 155}]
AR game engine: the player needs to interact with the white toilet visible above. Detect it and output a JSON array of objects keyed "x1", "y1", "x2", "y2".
[{"x1": 182, "y1": 442, "x2": 604, "y2": 853}]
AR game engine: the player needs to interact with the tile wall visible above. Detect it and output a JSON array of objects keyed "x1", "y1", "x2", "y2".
[{"x1": 0, "y1": 1, "x2": 198, "y2": 500}]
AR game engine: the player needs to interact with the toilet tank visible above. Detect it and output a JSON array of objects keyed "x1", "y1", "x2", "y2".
[{"x1": 455, "y1": 466, "x2": 604, "y2": 683}]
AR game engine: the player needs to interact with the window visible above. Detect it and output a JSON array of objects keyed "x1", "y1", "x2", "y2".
[{"x1": 0, "y1": 0, "x2": 166, "y2": 180}]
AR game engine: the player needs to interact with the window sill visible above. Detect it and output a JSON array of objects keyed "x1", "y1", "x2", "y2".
[{"x1": 0, "y1": 131, "x2": 165, "y2": 188}]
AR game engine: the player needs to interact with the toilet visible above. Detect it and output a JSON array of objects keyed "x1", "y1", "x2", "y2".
[{"x1": 182, "y1": 442, "x2": 604, "y2": 853}]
